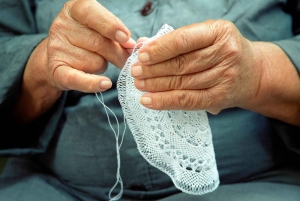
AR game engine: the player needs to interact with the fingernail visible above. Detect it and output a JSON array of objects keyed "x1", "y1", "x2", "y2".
[
  {"x1": 131, "y1": 65, "x2": 143, "y2": 77},
  {"x1": 135, "y1": 79, "x2": 145, "y2": 89},
  {"x1": 139, "y1": 52, "x2": 150, "y2": 63},
  {"x1": 140, "y1": 96, "x2": 152, "y2": 105},
  {"x1": 100, "y1": 80, "x2": 112, "y2": 89},
  {"x1": 115, "y1": 30, "x2": 129, "y2": 43},
  {"x1": 127, "y1": 38, "x2": 136, "y2": 45}
]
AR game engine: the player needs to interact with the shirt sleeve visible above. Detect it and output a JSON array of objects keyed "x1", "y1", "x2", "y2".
[
  {"x1": 269, "y1": 0, "x2": 300, "y2": 156},
  {"x1": 273, "y1": 35, "x2": 300, "y2": 73},
  {"x1": 271, "y1": 36, "x2": 300, "y2": 155},
  {"x1": 273, "y1": 0, "x2": 300, "y2": 72},
  {"x1": 0, "y1": 0, "x2": 65, "y2": 156}
]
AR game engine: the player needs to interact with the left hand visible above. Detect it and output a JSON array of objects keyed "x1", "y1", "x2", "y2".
[{"x1": 131, "y1": 20, "x2": 262, "y2": 114}]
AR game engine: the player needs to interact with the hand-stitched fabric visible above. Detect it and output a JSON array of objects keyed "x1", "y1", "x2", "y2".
[{"x1": 117, "y1": 24, "x2": 219, "y2": 195}]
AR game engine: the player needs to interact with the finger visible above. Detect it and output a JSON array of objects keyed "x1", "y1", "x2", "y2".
[
  {"x1": 71, "y1": 50, "x2": 108, "y2": 74},
  {"x1": 53, "y1": 65, "x2": 112, "y2": 92},
  {"x1": 121, "y1": 38, "x2": 136, "y2": 48},
  {"x1": 68, "y1": 0, "x2": 132, "y2": 43},
  {"x1": 48, "y1": 39, "x2": 108, "y2": 74},
  {"x1": 138, "y1": 90, "x2": 213, "y2": 111},
  {"x1": 125, "y1": 38, "x2": 147, "y2": 53},
  {"x1": 137, "y1": 37, "x2": 149, "y2": 43},
  {"x1": 138, "y1": 21, "x2": 218, "y2": 65},
  {"x1": 134, "y1": 66, "x2": 224, "y2": 92},
  {"x1": 62, "y1": 22, "x2": 130, "y2": 68},
  {"x1": 122, "y1": 38, "x2": 137, "y2": 53},
  {"x1": 131, "y1": 46, "x2": 220, "y2": 79}
]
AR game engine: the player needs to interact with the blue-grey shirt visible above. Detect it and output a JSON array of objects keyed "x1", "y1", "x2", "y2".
[{"x1": 0, "y1": 0, "x2": 300, "y2": 200}]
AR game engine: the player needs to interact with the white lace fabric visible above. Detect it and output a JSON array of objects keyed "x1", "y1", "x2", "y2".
[{"x1": 117, "y1": 24, "x2": 219, "y2": 195}]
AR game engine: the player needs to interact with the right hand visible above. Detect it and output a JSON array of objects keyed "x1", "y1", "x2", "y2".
[{"x1": 47, "y1": 0, "x2": 135, "y2": 93}]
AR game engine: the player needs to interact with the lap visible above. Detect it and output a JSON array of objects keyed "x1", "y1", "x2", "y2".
[
  {"x1": 1, "y1": 157, "x2": 300, "y2": 201},
  {"x1": 159, "y1": 181, "x2": 300, "y2": 201},
  {"x1": 0, "y1": 174, "x2": 78, "y2": 201}
]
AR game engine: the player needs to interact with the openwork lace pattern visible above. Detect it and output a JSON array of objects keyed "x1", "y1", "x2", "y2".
[{"x1": 117, "y1": 24, "x2": 219, "y2": 195}]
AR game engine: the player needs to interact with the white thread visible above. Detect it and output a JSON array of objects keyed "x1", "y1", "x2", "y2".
[
  {"x1": 131, "y1": 42, "x2": 144, "y2": 54},
  {"x1": 95, "y1": 92, "x2": 126, "y2": 201},
  {"x1": 94, "y1": 41, "x2": 145, "y2": 201},
  {"x1": 96, "y1": 24, "x2": 218, "y2": 200}
]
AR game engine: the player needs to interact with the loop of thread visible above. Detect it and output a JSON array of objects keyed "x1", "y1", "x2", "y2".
[
  {"x1": 94, "y1": 40, "x2": 152, "y2": 200},
  {"x1": 95, "y1": 92, "x2": 126, "y2": 201},
  {"x1": 131, "y1": 41, "x2": 146, "y2": 54}
]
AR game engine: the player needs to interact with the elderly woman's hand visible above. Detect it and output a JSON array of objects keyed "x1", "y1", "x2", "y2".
[
  {"x1": 14, "y1": 0, "x2": 136, "y2": 123},
  {"x1": 47, "y1": 0, "x2": 135, "y2": 92},
  {"x1": 132, "y1": 20, "x2": 261, "y2": 114}
]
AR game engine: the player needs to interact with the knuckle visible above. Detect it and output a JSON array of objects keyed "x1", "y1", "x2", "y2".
[
  {"x1": 148, "y1": 78, "x2": 165, "y2": 91},
  {"x1": 213, "y1": 21, "x2": 242, "y2": 60},
  {"x1": 175, "y1": 76, "x2": 185, "y2": 89},
  {"x1": 71, "y1": 0, "x2": 94, "y2": 27},
  {"x1": 49, "y1": 18, "x2": 65, "y2": 36},
  {"x1": 170, "y1": 55, "x2": 187, "y2": 74},
  {"x1": 89, "y1": 33, "x2": 106, "y2": 52},
  {"x1": 204, "y1": 19, "x2": 216, "y2": 25},
  {"x1": 173, "y1": 30, "x2": 189, "y2": 53},
  {"x1": 174, "y1": 91, "x2": 194, "y2": 109},
  {"x1": 169, "y1": 76, "x2": 183, "y2": 90},
  {"x1": 218, "y1": 20, "x2": 235, "y2": 32},
  {"x1": 60, "y1": 1, "x2": 76, "y2": 21},
  {"x1": 162, "y1": 76, "x2": 185, "y2": 91},
  {"x1": 77, "y1": 0, "x2": 92, "y2": 10},
  {"x1": 151, "y1": 40, "x2": 171, "y2": 58},
  {"x1": 62, "y1": 1, "x2": 72, "y2": 14},
  {"x1": 72, "y1": 0, "x2": 90, "y2": 14},
  {"x1": 211, "y1": 19, "x2": 236, "y2": 36}
]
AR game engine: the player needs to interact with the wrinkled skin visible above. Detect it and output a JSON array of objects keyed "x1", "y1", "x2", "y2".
[
  {"x1": 133, "y1": 21, "x2": 260, "y2": 114},
  {"x1": 131, "y1": 20, "x2": 300, "y2": 125},
  {"x1": 13, "y1": 0, "x2": 136, "y2": 122},
  {"x1": 13, "y1": 0, "x2": 300, "y2": 126}
]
